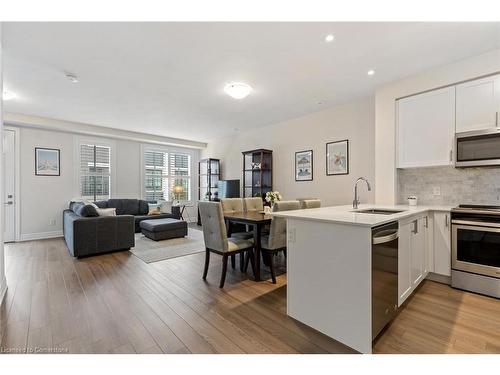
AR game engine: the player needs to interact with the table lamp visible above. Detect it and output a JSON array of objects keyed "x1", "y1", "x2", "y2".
[{"x1": 173, "y1": 185, "x2": 184, "y2": 204}]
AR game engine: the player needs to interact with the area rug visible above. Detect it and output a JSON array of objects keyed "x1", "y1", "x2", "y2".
[{"x1": 130, "y1": 228, "x2": 205, "y2": 263}]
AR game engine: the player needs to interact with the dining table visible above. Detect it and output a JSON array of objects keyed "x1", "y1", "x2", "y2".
[{"x1": 223, "y1": 210, "x2": 272, "y2": 282}]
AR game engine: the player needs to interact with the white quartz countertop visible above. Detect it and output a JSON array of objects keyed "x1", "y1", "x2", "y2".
[{"x1": 272, "y1": 204, "x2": 453, "y2": 227}]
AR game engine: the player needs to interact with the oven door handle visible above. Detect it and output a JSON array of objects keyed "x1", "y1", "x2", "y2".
[{"x1": 452, "y1": 219, "x2": 500, "y2": 229}]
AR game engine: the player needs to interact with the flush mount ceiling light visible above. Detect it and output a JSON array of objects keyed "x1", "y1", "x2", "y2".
[
  {"x1": 2, "y1": 90, "x2": 17, "y2": 101},
  {"x1": 224, "y1": 82, "x2": 252, "y2": 100},
  {"x1": 65, "y1": 72, "x2": 79, "y2": 83},
  {"x1": 325, "y1": 34, "x2": 335, "y2": 42},
  {"x1": 367, "y1": 69, "x2": 375, "y2": 76}
]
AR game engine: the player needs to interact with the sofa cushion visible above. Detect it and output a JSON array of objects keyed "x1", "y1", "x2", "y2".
[
  {"x1": 94, "y1": 200, "x2": 108, "y2": 209},
  {"x1": 105, "y1": 199, "x2": 134, "y2": 215},
  {"x1": 71, "y1": 202, "x2": 99, "y2": 217}
]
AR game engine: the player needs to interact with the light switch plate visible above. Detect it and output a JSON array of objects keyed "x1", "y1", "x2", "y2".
[
  {"x1": 288, "y1": 228, "x2": 296, "y2": 244},
  {"x1": 432, "y1": 186, "x2": 441, "y2": 196}
]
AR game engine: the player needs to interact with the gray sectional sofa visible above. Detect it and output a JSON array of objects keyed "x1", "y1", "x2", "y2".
[{"x1": 63, "y1": 198, "x2": 181, "y2": 257}]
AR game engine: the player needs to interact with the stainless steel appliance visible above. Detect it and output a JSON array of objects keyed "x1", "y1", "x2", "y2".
[
  {"x1": 455, "y1": 129, "x2": 500, "y2": 167},
  {"x1": 451, "y1": 205, "x2": 500, "y2": 298},
  {"x1": 372, "y1": 221, "x2": 399, "y2": 340}
]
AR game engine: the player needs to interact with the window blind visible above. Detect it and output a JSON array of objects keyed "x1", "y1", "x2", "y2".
[
  {"x1": 143, "y1": 150, "x2": 191, "y2": 202},
  {"x1": 80, "y1": 144, "x2": 111, "y2": 201},
  {"x1": 144, "y1": 150, "x2": 168, "y2": 201}
]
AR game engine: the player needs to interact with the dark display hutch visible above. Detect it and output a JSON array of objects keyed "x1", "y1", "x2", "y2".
[
  {"x1": 197, "y1": 158, "x2": 220, "y2": 225},
  {"x1": 242, "y1": 149, "x2": 273, "y2": 199}
]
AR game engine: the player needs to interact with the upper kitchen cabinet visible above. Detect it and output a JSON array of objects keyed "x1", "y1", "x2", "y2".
[
  {"x1": 397, "y1": 86, "x2": 455, "y2": 168},
  {"x1": 456, "y1": 74, "x2": 500, "y2": 133}
]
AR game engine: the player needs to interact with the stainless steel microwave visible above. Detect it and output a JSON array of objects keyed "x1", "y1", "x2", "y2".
[{"x1": 455, "y1": 128, "x2": 500, "y2": 167}]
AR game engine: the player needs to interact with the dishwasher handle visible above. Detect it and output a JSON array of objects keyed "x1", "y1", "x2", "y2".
[{"x1": 372, "y1": 229, "x2": 398, "y2": 245}]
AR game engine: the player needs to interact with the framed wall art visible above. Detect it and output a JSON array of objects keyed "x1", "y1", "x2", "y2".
[
  {"x1": 295, "y1": 150, "x2": 313, "y2": 181},
  {"x1": 35, "y1": 147, "x2": 60, "y2": 176},
  {"x1": 326, "y1": 140, "x2": 348, "y2": 176}
]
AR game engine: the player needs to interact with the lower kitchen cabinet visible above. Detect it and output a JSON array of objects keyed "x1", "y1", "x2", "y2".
[
  {"x1": 398, "y1": 219, "x2": 413, "y2": 305},
  {"x1": 398, "y1": 214, "x2": 429, "y2": 306},
  {"x1": 433, "y1": 211, "x2": 452, "y2": 276}
]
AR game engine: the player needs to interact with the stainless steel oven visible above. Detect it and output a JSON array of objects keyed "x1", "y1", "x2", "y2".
[
  {"x1": 451, "y1": 205, "x2": 500, "y2": 298},
  {"x1": 455, "y1": 129, "x2": 500, "y2": 167}
]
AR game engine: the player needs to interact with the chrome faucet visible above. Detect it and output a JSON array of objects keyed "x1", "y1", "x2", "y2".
[{"x1": 353, "y1": 177, "x2": 372, "y2": 209}]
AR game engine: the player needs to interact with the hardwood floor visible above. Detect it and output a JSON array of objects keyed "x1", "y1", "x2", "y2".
[{"x1": 1, "y1": 238, "x2": 499, "y2": 354}]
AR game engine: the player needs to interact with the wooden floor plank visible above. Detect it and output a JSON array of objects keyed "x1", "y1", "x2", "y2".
[{"x1": 1, "y1": 237, "x2": 500, "y2": 354}]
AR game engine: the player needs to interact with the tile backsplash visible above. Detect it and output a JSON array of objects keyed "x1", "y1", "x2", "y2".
[{"x1": 397, "y1": 166, "x2": 500, "y2": 206}]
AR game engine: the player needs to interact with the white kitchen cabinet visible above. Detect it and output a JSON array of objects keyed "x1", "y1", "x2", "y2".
[
  {"x1": 433, "y1": 211, "x2": 451, "y2": 277},
  {"x1": 410, "y1": 217, "x2": 426, "y2": 288},
  {"x1": 398, "y1": 219, "x2": 413, "y2": 306},
  {"x1": 424, "y1": 214, "x2": 434, "y2": 274},
  {"x1": 399, "y1": 214, "x2": 430, "y2": 306},
  {"x1": 456, "y1": 74, "x2": 500, "y2": 133},
  {"x1": 397, "y1": 86, "x2": 456, "y2": 168}
]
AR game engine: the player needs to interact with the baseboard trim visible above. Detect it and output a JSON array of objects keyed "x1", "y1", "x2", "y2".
[
  {"x1": 426, "y1": 272, "x2": 451, "y2": 285},
  {"x1": 0, "y1": 276, "x2": 7, "y2": 305},
  {"x1": 19, "y1": 230, "x2": 64, "y2": 242}
]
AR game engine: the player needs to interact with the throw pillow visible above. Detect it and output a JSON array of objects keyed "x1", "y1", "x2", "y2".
[
  {"x1": 148, "y1": 208, "x2": 161, "y2": 215},
  {"x1": 159, "y1": 200, "x2": 173, "y2": 214},
  {"x1": 96, "y1": 207, "x2": 117, "y2": 217},
  {"x1": 73, "y1": 202, "x2": 99, "y2": 217}
]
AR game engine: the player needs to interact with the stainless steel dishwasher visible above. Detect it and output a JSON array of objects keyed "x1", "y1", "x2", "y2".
[{"x1": 372, "y1": 221, "x2": 399, "y2": 340}]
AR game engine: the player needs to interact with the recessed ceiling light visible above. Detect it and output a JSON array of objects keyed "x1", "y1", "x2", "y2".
[
  {"x1": 224, "y1": 82, "x2": 252, "y2": 100},
  {"x1": 2, "y1": 90, "x2": 17, "y2": 101},
  {"x1": 325, "y1": 34, "x2": 335, "y2": 42},
  {"x1": 65, "y1": 72, "x2": 79, "y2": 83},
  {"x1": 367, "y1": 69, "x2": 375, "y2": 76}
]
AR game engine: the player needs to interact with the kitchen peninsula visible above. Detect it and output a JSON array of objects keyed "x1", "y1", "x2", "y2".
[{"x1": 273, "y1": 204, "x2": 453, "y2": 354}]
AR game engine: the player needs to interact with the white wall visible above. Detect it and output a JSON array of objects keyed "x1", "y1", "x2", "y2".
[
  {"x1": 375, "y1": 49, "x2": 500, "y2": 205},
  {"x1": 13, "y1": 125, "x2": 200, "y2": 240},
  {"x1": 0, "y1": 23, "x2": 7, "y2": 303},
  {"x1": 203, "y1": 97, "x2": 375, "y2": 206}
]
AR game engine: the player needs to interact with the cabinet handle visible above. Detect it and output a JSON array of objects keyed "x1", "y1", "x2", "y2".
[
  {"x1": 449, "y1": 149, "x2": 453, "y2": 162},
  {"x1": 496, "y1": 111, "x2": 499, "y2": 127},
  {"x1": 412, "y1": 220, "x2": 418, "y2": 234},
  {"x1": 424, "y1": 216, "x2": 428, "y2": 228},
  {"x1": 445, "y1": 214, "x2": 449, "y2": 228}
]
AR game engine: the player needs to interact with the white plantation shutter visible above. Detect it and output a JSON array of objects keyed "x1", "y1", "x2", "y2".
[
  {"x1": 144, "y1": 150, "x2": 168, "y2": 201},
  {"x1": 79, "y1": 144, "x2": 111, "y2": 201},
  {"x1": 143, "y1": 149, "x2": 192, "y2": 202},
  {"x1": 169, "y1": 152, "x2": 191, "y2": 201}
]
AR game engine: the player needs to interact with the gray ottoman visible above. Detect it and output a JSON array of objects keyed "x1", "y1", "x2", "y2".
[{"x1": 140, "y1": 218, "x2": 188, "y2": 241}]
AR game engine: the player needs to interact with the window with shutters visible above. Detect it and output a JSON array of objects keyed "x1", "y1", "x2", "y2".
[
  {"x1": 79, "y1": 143, "x2": 112, "y2": 201},
  {"x1": 143, "y1": 148, "x2": 192, "y2": 202},
  {"x1": 144, "y1": 150, "x2": 168, "y2": 201}
]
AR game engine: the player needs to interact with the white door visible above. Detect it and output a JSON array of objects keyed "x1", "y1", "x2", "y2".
[
  {"x1": 3, "y1": 129, "x2": 16, "y2": 242},
  {"x1": 456, "y1": 74, "x2": 500, "y2": 133},
  {"x1": 397, "y1": 86, "x2": 455, "y2": 168}
]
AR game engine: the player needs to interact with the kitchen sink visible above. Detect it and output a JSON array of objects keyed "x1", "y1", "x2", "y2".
[{"x1": 351, "y1": 209, "x2": 406, "y2": 215}]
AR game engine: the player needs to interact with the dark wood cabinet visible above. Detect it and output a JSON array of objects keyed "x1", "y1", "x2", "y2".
[
  {"x1": 198, "y1": 158, "x2": 220, "y2": 225},
  {"x1": 242, "y1": 149, "x2": 272, "y2": 199}
]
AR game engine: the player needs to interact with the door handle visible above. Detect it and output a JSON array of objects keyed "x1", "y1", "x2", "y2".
[{"x1": 4, "y1": 201, "x2": 13, "y2": 205}]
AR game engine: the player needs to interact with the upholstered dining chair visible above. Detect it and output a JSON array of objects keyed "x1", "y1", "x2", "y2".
[
  {"x1": 221, "y1": 198, "x2": 252, "y2": 239},
  {"x1": 245, "y1": 200, "x2": 300, "y2": 283},
  {"x1": 199, "y1": 201, "x2": 256, "y2": 288},
  {"x1": 221, "y1": 198, "x2": 253, "y2": 270},
  {"x1": 243, "y1": 197, "x2": 264, "y2": 212},
  {"x1": 299, "y1": 199, "x2": 321, "y2": 209}
]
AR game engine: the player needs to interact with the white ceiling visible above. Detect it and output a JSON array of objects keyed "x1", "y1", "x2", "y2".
[{"x1": 3, "y1": 22, "x2": 500, "y2": 142}]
